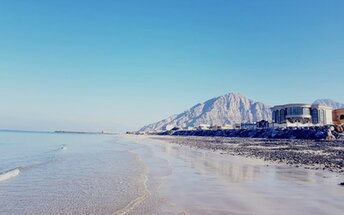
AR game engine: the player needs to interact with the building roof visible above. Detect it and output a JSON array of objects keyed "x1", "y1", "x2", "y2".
[
  {"x1": 272, "y1": 103, "x2": 332, "y2": 110},
  {"x1": 271, "y1": 104, "x2": 311, "y2": 110},
  {"x1": 311, "y1": 104, "x2": 333, "y2": 110}
]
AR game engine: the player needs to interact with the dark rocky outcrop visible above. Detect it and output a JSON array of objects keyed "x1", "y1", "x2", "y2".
[{"x1": 157, "y1": 127, "x2": 333, "y2": 140}]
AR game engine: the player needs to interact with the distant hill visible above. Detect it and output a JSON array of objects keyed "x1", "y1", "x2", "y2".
[
  {"x1": 139, "y1": 92, "x2": 272, "y2": 132},
  {"x1": 313, "y1": 99, "x2": 344, "y2": 109}
]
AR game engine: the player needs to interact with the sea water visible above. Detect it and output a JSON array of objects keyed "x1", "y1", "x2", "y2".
[{"x1": 0, "y1": 131, "x2": 153, "y2": 215}]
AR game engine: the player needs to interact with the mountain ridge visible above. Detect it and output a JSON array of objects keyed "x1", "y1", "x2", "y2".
[
  {"x1": 140, "y1": 93, "x2": 344, "y2": 132},
  {"x1": 313, "y1": 99, "x2": 344, "y2": 109},
  {"x1": 139, "y1": 92, "x2": 271, "y2": 132}
]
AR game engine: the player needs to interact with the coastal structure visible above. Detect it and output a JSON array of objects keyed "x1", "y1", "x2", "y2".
[
  {"x1": 271, "y1": 104, "x2": 332, "y2": 127},
  {"x1": 333, "y1": 108, "x2": 344, "y2": 125},
  {"x1": 164, "y1": 124, "x2": 175, "y2": 131},
  {"x1": 198, "y1": 124, "x2": 210, "y2": 130},
  {"x1": 220, "y1": 124, "x2": 235, "y2": 129},
  {"x1": 209, "y1": 124, "x2": 235, "y2": 130},
  {"x1": 241, "y1": 123, "x2": 256, "y2": 129},
  {"x1": 240, "y1": 120, "x2": 270, "y2": 129},
  {"x1": 257, "y1": 120, "x2": 270, "y2": 128},
  {"x1": 170, "y1": 126, "x2": 182, "y2": 131}
]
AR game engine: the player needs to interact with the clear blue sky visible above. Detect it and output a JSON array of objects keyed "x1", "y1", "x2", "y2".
[{"x1": 0, "y1": 0, "x2": 343, "y2": 131}]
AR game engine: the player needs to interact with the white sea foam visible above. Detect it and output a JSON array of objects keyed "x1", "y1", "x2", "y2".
[
  {"x1": 113, "y1": 154, "x2": 151, "y2": 215},
  {"x1": 0, "y1": 168, "x2": 20, "y2": 182},
  {"x1": 0, "y1": 145, "x2": 65, "y2": 184}
]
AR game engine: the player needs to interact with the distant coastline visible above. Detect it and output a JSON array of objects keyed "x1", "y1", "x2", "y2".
[
  {"x1": 0, "y1": 129, "x2": 52, "y2": 134},
  {"x1": 0, "y1": 129, "x2": 117, "y2": 135},
  {"x1": 54, "y1": 130, "x2": 117, "y2": 135}
]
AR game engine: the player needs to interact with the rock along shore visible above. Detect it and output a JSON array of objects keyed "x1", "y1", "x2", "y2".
[
  {"x1": 151, "y1": 135, "x2": 344, "y2": 174},
  {"x1": 157, "y1": 126, "x2": 344, "y2": 140}
]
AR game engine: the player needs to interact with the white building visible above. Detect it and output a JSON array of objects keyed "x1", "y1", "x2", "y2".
[
  {"x1": 220, "y1": 124, "x2": 234, "y2": 130},
  {"x1": 241, "y1": 123, "x2": 256, "y2": 129},
  {"x1": 164, "y1": 124, "x2": 175, "y2": 131},
  {"x1": 198, "y1": 124, "x2": 210, "y2": 130},
  {"x1": 271, "y1": 104, "x2": 332, "y2": 127}
]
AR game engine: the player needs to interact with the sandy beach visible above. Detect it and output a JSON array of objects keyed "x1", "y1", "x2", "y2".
[{"x1": 128, "y1": 135, "x2": 344, "y2": 215}]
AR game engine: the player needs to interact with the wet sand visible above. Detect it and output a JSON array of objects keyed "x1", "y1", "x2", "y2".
[
  {"x1": 152, "y1": 136, "x2": 344, "y2": 173},
  {"x1": 127, "y1": 135, "x2": 344, "y2": 215},
  {"x1": 1, "y1": 132, "x2": 343, "y2": 214}
]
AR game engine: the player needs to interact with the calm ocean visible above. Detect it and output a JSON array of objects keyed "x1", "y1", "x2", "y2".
[{"x1": 0, "y1": 131, "x2": 152, "y2": 215}]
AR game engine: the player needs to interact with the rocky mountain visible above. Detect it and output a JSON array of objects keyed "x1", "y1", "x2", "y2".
[
  {"x1": 313, "y1": 99, "x2": 344, "y2": 109},
  {"x1": 140, "y1": 92, "x2": 272, "y2": 132}
]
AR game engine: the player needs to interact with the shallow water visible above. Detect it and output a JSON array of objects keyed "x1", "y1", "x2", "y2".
[
  {"x1": 0, "y1": 132, "x2": 343, "y2": 215},
  {"x1": 0, "y1": 132, "x2": 150, "y2": 215}
]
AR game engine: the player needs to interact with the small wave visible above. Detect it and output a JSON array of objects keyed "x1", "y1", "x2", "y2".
[
  {"x1": 0, "y1": 145, "x2": 65, "y2": 183},
  {"x1": 113, "y1": 175, "x2": 150, "y2": 215},
  {"x1": 113, "y1": 154, "x2": 151, "y2": 215},
  {"x1": 45, "y1": 145, "x2": 67, "y2": 153},
  {"x1": 0, "y1": 168, "x2": 20, "y2": 182}
]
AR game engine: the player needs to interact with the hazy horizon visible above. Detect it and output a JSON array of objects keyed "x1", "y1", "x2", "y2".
[{"x1": 1, "y1": 0, "x2": 343, "y2": 132}]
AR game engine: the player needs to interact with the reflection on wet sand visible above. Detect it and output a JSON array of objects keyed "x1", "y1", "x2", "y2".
[
  {"x1": 139, "y1": 137, "x2": 344, "y2": 215},
  {"x1": 159, "y1": 143, "x2": 266, "y2": 183}
]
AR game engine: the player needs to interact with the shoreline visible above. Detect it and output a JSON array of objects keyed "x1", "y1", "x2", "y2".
[
  {"x1": 150, "y1": 126, "x2": 344, "y2": 140},
  {"x1": 133, "y1": 135, "x2": 344, "y2": 214},
  {"x1": 148, "y1": 135, "x2": 344, "y2": 175}
]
